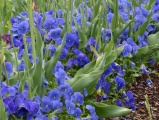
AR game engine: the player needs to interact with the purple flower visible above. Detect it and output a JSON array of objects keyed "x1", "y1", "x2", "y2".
[{"x1": 17, "y1": 21, "x2": 29, "y2": 35}]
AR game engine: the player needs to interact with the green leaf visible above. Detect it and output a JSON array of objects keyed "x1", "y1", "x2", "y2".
[
  {"x1": 45, "y1": 35, "x2": 65, "y2": 80},
  {"x1": 145, "y1": 0, "x2": 156, "y2": 10},
  {"x1": 33, "y1": 28, "x2": 44, "y2": 96},
  {"x1": 85, "y1": 101, "x2": 132, "y2": 118},
  {"x1": 75, "y1": 60, "x2": 96, "y2": 76},
  {"x1": 112, "y1": 20, "x2": 132, "y2": 43},
  {"x1": 92, "y1": 0, "x2": 102, "y2": 20},
  {"x1": 74, "y1": 20, "x2": 88, "y2": 49},
  {"x1": 48, "y1": 110, "x2": 59, "y2": 120},
  {"x1": 148, "y1": 31, "x2": 159, "y2": 46},
  {"x1": 0, "y1": 97, "x2": 7, "y2": 120},
  {"x1": 111, "y1": 0, "x2": 118, "y2": 31},
  {"x1": 67, "y1": 71, "x2": 103, "y2": 95},
  {"x1": 132, "y1": 45, "x2": 159, "y2": 62}
]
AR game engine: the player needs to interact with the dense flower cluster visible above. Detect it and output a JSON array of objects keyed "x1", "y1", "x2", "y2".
[{"x1": 1, "y1": 0, "x2": 159, "y2": 119}]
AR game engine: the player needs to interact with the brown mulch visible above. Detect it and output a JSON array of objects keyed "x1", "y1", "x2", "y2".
[{"x1": 125, "y1": 66, "x2": 159, "y2": 120}]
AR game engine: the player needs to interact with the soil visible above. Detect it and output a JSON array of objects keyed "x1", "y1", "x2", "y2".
[{"x1": 124, "y1": 65, "x2": 159, "y2": 120}]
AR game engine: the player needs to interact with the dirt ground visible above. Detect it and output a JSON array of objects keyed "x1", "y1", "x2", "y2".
[{"x1": 124, "y1": 66, "x2": 159, "y2": 120}]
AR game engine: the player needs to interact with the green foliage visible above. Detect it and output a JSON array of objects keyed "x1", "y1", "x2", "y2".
[
  {"x1": 0, "y1": 97, "x2": 7, "y2": 120},
  {"x1": 85, "y1": 101, "x2": 132, "y2": 118}
]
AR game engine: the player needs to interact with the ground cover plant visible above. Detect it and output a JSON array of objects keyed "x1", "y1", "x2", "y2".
[{"x1": 0, "y1": 0, "x2": 159, "y2": 119}]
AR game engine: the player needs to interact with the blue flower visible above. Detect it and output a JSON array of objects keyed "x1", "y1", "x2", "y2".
[
  {"x1": 35, "y1": 114, "x2": 48, "y2": 120},
  {"x1": 1, "y1": 86, "x2": 16, "y2": 98},
  {"x1": 65, "y1": 100, "x2": 75, "y2": 114},
  {"x1": 115, "y1": 76, "x2": 125, "y2": 91},
  {"x1": 72, "y1": 92, "x2": 84, "y2": 105},
  {"x1": 55, "y1": 68, "x2": 67, "y2": 85},
  {"x1": 52, "y1": 101, "x2": 63, "y2": 113},
  {"x1": 74, "y1": 53, "x2": 90, "y2": 67},
  {"x1": 152, "y1": 13, "x2": 159, "y2": 22},
  {"x1": 44, "y1": 18, "x2": 57, "y2": 31},
  {"x1": 116, "y1": 99, "x2": 123, "y2": 107},
  {"x1": 48, "y1": 28, "x2": 62, "y2": 40},
  {"x1": 41, "y1": 96, "x2": 52, "y2": 113},
  {"x1": 86, "y1": 105, "x2": 98, "y2": 119},
  {"x1": 73, "y1": 107, "x2": 82, "y2": 118},
  {"x1": 124, "y1": 91, "x2": 135, "y2": 105},
  {"x1": 59, "y1": 82, "x2": 72, "y2": 96},
  {"x1": 148, "y1": 58, "x2": 156, "y2": 66},
  {"x1": 83, "y1": 88, "x2": 88, "y2": 97},
  {"x1": 121, "y1": 41, "x2": 132, "y2": 57},
  {"x1": 65, "y1": 33, "x2": 76, "y2": 47},
  {"x1": 44, "y1": 78, "x2": 48, "y2": 88},
  {"x1": 107, "y1": 12, "x2": 114, "y2": 25},
  {"x1": 66, "y1": 58, "x2": 74, "y2": 69},
  {"x1": 53, "y1": 61, "x2": 64, "y2": 73},
  {"x1": 86, "y1": 37, "x2": 98, "y2": 51},
  {"x1": 48, "y1": 44, "x2": 56, "y2": 57},
  {"x1": 4, "y1": 62, "x2": 13, "y2": 78},
  {"x1": 127, "y1": 38, "x2": 139, "y2": 56},
  {"x1": 48, "y1": 88, "x2": 61, "y2": 101},
  {"x1": 17, "y1": 21, "x2": 29, "y2": 35},
  {"x1": 60, "y1": 48, "x2": 68, "y2": 60},
  {"x1": 140, "y1": 65, "x2": 150, "y2": 74},
  {"x1": 18, "y1": 60, "x2": 26, "y2": 71}
]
